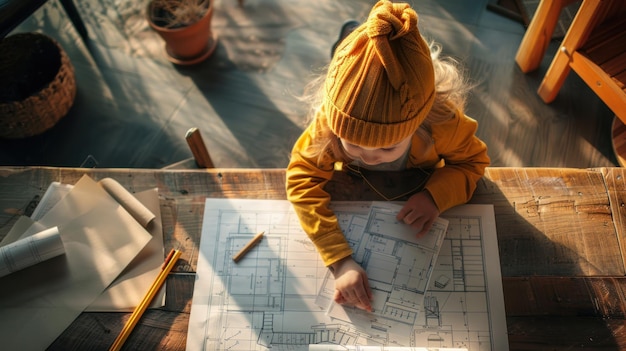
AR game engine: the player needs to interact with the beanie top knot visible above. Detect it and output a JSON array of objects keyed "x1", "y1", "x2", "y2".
[{"x1": 324, "y1": 0, "x2": 436, "y2": 148}]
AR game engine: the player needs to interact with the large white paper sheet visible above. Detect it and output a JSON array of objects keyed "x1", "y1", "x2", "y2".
[{"x1": 187, "y1": 199, "x2": 507, "y2": 351}]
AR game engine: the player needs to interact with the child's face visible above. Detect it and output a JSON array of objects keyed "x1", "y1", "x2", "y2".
[{"x1": 340, "y1": 135, "x2": 412, "y2": 166}]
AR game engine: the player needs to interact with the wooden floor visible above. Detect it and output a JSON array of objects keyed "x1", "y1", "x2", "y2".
[{"x1": 0, "y1": 0, "x2": 618, "y2": 169}]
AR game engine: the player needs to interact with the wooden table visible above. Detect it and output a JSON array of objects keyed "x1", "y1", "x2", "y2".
[{"x1": 1, "y1": 166, "x2": 626, "y2": 350}]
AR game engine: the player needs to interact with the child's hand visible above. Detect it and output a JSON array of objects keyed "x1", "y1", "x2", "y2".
[
  {"x1": 330, "y1": 257, "x2": 373, "y2": 312},
  {"x1": 396, "y1": 190, "x2": 440, "y2": 237}
]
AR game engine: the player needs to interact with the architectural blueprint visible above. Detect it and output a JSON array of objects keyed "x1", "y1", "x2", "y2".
[{"x1": 187, "y1": 199, "x2": 508, "y2": 351}]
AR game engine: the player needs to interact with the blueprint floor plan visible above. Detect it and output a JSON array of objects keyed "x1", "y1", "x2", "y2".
[{"x1": 187, "y1": 199, "x2": 507, "y2": 351}]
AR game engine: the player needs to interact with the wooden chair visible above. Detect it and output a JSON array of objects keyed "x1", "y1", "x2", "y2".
[
  {"x1": 516, "y1": 0, "x2": 626, "y2": 164},
  {"x1": 517, "y1": 0, "x2": 626, "y2": 112},
  {"x1": 534, "y1": 0, "x2": 626, "y2": 108},
  {"x1": 184, "y1": 127, "x2": 214, "y2": 168},
  {"x1": 164, "y1": 127, "x2": 215, "y2": 169},
  {"x1": 540, "y1": 0, "x2": 626, "y2": 166}
]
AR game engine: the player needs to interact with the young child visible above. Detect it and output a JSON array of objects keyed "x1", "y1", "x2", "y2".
[{"x1": 286, "y1": 0, "x2": 490, "y2": 312}]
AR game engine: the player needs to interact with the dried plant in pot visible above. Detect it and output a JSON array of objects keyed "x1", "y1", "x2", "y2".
[{"x1": 146, "y1": 0, "x2": 217, "y2": 65}]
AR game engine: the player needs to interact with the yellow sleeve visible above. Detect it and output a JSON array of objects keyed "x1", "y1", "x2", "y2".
[
  {"x1": 285, "y1": 123, "x2": 353, "y2": 266},
  {"x1": 424, "y1": 111, "x2": 490, "y2": 212}
]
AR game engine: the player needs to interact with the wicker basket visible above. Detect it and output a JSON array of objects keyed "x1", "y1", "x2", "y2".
[{"x1": 0, "y1": 33, "x2": 76, "y2": 139}]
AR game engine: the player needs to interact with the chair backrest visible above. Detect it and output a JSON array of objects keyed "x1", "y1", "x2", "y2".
[
  {"x1": 185, "y1": 127, "x2": 215, "y2": 168},
  {"x1": 161, "y1": 127, "x2": 214, "y2": 169}
]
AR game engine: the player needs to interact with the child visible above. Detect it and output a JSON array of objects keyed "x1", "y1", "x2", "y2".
[{"x1": 286, "y1": 0, "x2": 490, "y2": 312}]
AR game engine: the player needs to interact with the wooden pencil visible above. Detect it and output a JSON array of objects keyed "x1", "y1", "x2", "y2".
[
  {"x1": 232, "y1": 231, "x2": 264, "y2": 263},
  {"x1": 109, "y1": 249, "x2": 181, "y2": 351}
]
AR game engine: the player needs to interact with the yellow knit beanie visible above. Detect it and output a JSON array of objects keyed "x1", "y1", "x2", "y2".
[{"x1": 325, "y1": 0, "x2": 435, "y2": 148}]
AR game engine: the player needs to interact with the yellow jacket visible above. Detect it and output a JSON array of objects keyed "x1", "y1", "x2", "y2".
[{"x1": 286, "y1": 109, "x2": 490, "y2": 266}]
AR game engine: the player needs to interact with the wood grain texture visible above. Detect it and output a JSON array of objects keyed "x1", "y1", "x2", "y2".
[
  {"x1": 507, "y1": 316, "x2": 626, "y2": 349},
  {"x1": 47, "y1": 274, "x2": 194, "y2": 350},
  {"x1": 600, "y1": 167, "x2": 626, "y2": 273},
  {"x1": 475, "y1": 167, "x2": 621, "y2": 276},
  {"x1": 503, "y1": 276, "x2": 626, "y2": 318},
  {"x1": 2, "y1": 166, "x2": 626, "y2": 349}
]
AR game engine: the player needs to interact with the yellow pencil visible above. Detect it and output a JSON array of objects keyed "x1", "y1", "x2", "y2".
[
  {"x1": 109, "y1": 249, "x2": 181, "y2": 351},
  {"x1": 232, "y1": 231, "x2": 264, "y2": 263}
]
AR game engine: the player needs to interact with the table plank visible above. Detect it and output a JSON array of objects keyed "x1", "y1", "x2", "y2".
[
  {"x1": 600, "y1": 167, "x2": 626, "y2": 273},
  {"x1": 474, "y1": 167, "x2": 621, "y2": 276},
  {"x1": 507, "y1": 316, "x2": 626, "y2": 349},
  {"x1": 503, "y1": 276, "x2": 626, "y2": 318}
]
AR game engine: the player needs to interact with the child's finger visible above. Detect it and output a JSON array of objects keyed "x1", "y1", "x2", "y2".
[
  {"x1": 354, "y1": 291, "x2": 371, "y2": 311},
  {"x1": 363, "y1": 274, "x2": 373, "y2": 300},
  {"x1": 333, "y1": 289, "x2": 345, "y2": 304},
  {"x1": 396, "y1": 206, "x2": 411, "y2": 221},
  {"x1": 357, "y1": 277, "x2": 373, "y2": 311},
  {"x1": 416, "y1": 218, "x2": 435, "y2": 237}
]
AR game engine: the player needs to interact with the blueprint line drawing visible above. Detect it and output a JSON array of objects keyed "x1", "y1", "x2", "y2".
[
  {"x1": 319, "y1": 202, "x2": 448, "y2": 341},
  {"x1": 187, "y1": 199, "x2": 508, "y2": 351}
]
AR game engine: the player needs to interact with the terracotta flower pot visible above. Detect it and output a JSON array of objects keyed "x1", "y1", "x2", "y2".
[{"x1": 146, "y1": 0, "x2": 217, "y2": 65}]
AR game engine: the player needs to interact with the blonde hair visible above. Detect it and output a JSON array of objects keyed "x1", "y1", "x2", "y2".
[{"x1": 299, "y1": 40, "x2": 471, "y2": 165}]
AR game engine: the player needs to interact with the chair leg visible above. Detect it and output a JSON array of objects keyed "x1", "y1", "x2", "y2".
[
  {"x1": 537, "y1": 0, "x2": 602, "y2": 103},
  {"x1": 515, "y1": 0, "x2": 572, "y2": 73},
  {"x1": 58, "y1": 0, "x2": 89, "y2": 43}
]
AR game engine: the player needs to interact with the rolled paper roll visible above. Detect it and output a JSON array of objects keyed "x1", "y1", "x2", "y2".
[
  {"x1": 0, "y1": 226, "x2": 65, "y2": 278},
  {"x1": 98, "y1": 178, "x2": 156, "y2": 228}
]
